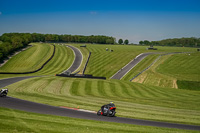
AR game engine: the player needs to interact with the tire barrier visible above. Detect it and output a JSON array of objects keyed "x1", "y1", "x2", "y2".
[
  {"x1": 56, "y1": 73, "x2": 106, "y2": 80},
  {"x1": 82, "y1": 52, "x2": 91, "y2": 74},
  {"x1": 0, "y1": 44, "x2": 56, "y2": 74}
]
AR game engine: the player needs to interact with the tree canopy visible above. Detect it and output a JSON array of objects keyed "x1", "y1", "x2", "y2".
[
  {"x1": 118, "y1": 39, "x2": 123, "y2": 44},
  {"x1": 139, "y1": 37, "x2": 200, "y2": 47},
  {"x1": 124, "y1": 39, "x2": 129, "y2": 45}
]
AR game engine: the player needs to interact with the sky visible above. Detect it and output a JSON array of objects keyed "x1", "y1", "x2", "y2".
[{"x1": 0, "y1": 0, "x2": 200, "y2": 43}]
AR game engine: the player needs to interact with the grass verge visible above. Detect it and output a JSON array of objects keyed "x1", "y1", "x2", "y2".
[
  {"x1": 0, "y1": 107, "x2": 198, "y2": 133},
  {"x1": 177, "y1": 80, "x2": 200, "y2": 91}
]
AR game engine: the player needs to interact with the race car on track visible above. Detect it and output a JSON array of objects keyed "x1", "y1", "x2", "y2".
[
  {"x1": 97, "y1": 102, "x2": 116, "y2": 117},
  {"x1": 0, "y1": 89, "x2": 8, "y2": 97}
]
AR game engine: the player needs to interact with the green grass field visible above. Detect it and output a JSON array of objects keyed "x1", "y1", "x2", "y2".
[
  {"x1": 0, "y1": 43, "x2": 199, "y2": 132},
  {"x1": 5, "y1": 76, "x2": 200, "y2": 125},
  {"x1": 83, "y1": 44, "x2": 196, "y2": 78},
  {"x1": 33, "y1": 44, "x2": 74, "y2": 75},
  {"x1": 156, "y1": 52, "x2": 200, "y2": 81},
  {"x1": 132, "y1": 52, "x2": 200, "y2": 89},
  {"x1": 0, "y1": 43, "x2": 54, "y2": 72},
  {"x1": 122, "y1": 54, "x2": 160, "y2": 81},
  {"x1": 85, "y1": 45, "x2": 146, "y2": 78},
  {"x1": 1, "y1": 107, "x2": 197, "y2": 133},
  {"x1": 0, "y1": 43, "x2": 75, "y2": 78}
]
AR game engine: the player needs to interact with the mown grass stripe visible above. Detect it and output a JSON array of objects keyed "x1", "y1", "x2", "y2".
[
  {"x1": 70, "y1": 80, "x2": 80, "y2": 96},
  {"x1": 0, "y1": 43, "x2": 54, "y2": 73},
  {"x1": 90, "y1": 80, "x2": 101, "y2": 97},
  {"x1": 97, "y1": 80, "x2": 106, "y2": 97},
  {"x1": 78, "y1": 79, "x2": 87, "y2": 96},
  {"x1": 103, "y1": 81, "x2": 115, "y2": 97},
  {"x1": 85, "y1": 80, "x2": 92, "y2": 96},
  {"x1": 33, "y1": 44, "x2": 74, "y2": 75},
  {"x1": 126, "y1": 82, "x2": 148, "y2": 98},
  {"x1": 116, "y1": 81, "x2": 135, "y2": 98}
]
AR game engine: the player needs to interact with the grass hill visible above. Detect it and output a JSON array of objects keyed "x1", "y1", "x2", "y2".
[
  {"x1": 84, "y1": 44, "x2": 196, "y2": 78},
  {"x1": 132, "y1": 52, "x2": 200, "y2": 90},
  {"x1": 6, "y1": 76, "x2": 200, "y2": 125},
  {"x1": 0, "y1": 43, "x2": 200, "y2": 132},
  {"x1": 0, "y1": 43, "x2": 54, "y2": 72},
  {"x1": 34, "y1": 44, "x2": 74, "y2": 75}
]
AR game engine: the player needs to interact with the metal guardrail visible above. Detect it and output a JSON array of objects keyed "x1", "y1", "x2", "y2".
[{"x1": 82, "y1": 52, "x2": 91, "y2": 74}]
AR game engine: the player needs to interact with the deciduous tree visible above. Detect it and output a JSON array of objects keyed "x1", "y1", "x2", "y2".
[{"x1": 118, "y1": 39, "x2": 123, "y2": 44}]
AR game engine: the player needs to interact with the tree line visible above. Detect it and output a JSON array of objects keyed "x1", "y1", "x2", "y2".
[
  {"x1": 0, "y1": 33, "x2": 116, "y2": 44},
  {"x1": 139, "y1": 37, "x2": 200, "y2": 47},
  {"x1": 0, "y1": 33, "x2": 116, "y2": 62}
]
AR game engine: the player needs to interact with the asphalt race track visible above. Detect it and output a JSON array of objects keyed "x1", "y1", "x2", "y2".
[
  {"x1": 111, "y1": 53, "x2": 152, "y2": 79},
  {"x1": 0, "y1": 76, "x2": 36, "y2": 88},
  {"x1": 62, "y1": 45, "x2": 83, "y2": 73},
  {"x1": 1, "y1": 77, "x2": 200, "y2": 131}
]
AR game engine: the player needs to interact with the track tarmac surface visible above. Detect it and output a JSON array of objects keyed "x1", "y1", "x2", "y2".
[
  {"x1": 1, "y1": 76, "x2": 200, "y2": 131},
  {"x1": 111, "y1": 53, "x2": 152, "y2": 79},
  {"x1": 63, "y1": 45, "x2": 83, "y2": 73}
]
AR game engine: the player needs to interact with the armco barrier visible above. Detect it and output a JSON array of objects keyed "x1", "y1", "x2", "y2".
[
  {"x1": 82, "y1": 52, "x2": 91, "y2": 74},
  {"x1": 0, "y1": 44, "x2": 56, "y2": 74},
  {"x1": 56, "y1": 74, "x2": 106, "y2": 80}
]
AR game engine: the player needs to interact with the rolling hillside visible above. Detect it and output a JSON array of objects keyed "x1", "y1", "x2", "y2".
[
  {"x1": 0, "y1": 43, "x2": 54, "y2": 72},
  {"x1": 6, "y1": 76, "x2": 200, "y2": 125},
  {"x1": 0, "y1": 43, "x2": 199, "y2": 132},
  {"x1": 132, "y1": 52, "x2": 200, "y2": 90},
  {"x1": 83, "y1": 44, "x2": 196, "y2": 78}
]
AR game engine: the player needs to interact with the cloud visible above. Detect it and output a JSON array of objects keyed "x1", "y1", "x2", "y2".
[{"x1": 90, "y1": 11, "x2": 97, "y2": 15}]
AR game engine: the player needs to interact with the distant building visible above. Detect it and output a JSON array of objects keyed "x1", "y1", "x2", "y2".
[
  {"x1": 146, "y1": 45, "x2": 157, "y2": 50},
  {"x1": 80, "y1": 45, "x2": 86, "y2": 47}
]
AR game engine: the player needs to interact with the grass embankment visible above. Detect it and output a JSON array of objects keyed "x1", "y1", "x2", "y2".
[
  {"x1": 84, "y1": 45, "x2": 196, "y2": 78},
  {"x1": 0, "y1": 43, "x2": 53, "y2": 72},
  {"x1": 133, "y1": 52, "x2": 200, "y2": 89},
  {"x1": 0, "y1": 43, "x2": 74, "y2": 78},
  {"x1": 122, "y1": 54, "x2": 160, "y2": 81},
  {"x1": 34, "y1": 44, "x2": 74, "y2": 75},
  {"x1": 1, "y1": 107, "x2": 196, "y2": 133},
  {"x1": 6, "y1": 76, "x2": 200, "y2": 125},
  {"x1": 156, "y1": 52, "x2": 200, "y2": 81},
  {"x1": 85, "y1": 45, "x2": 145, "y2": 78}
]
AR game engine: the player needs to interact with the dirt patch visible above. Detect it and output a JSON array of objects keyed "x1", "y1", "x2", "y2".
[
  {"x1": 173, "y1": 80, "x2": 178, "y2": 89},
  {"x1": 132, "y1": 73, "x2": 147, "y2": 83}
]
